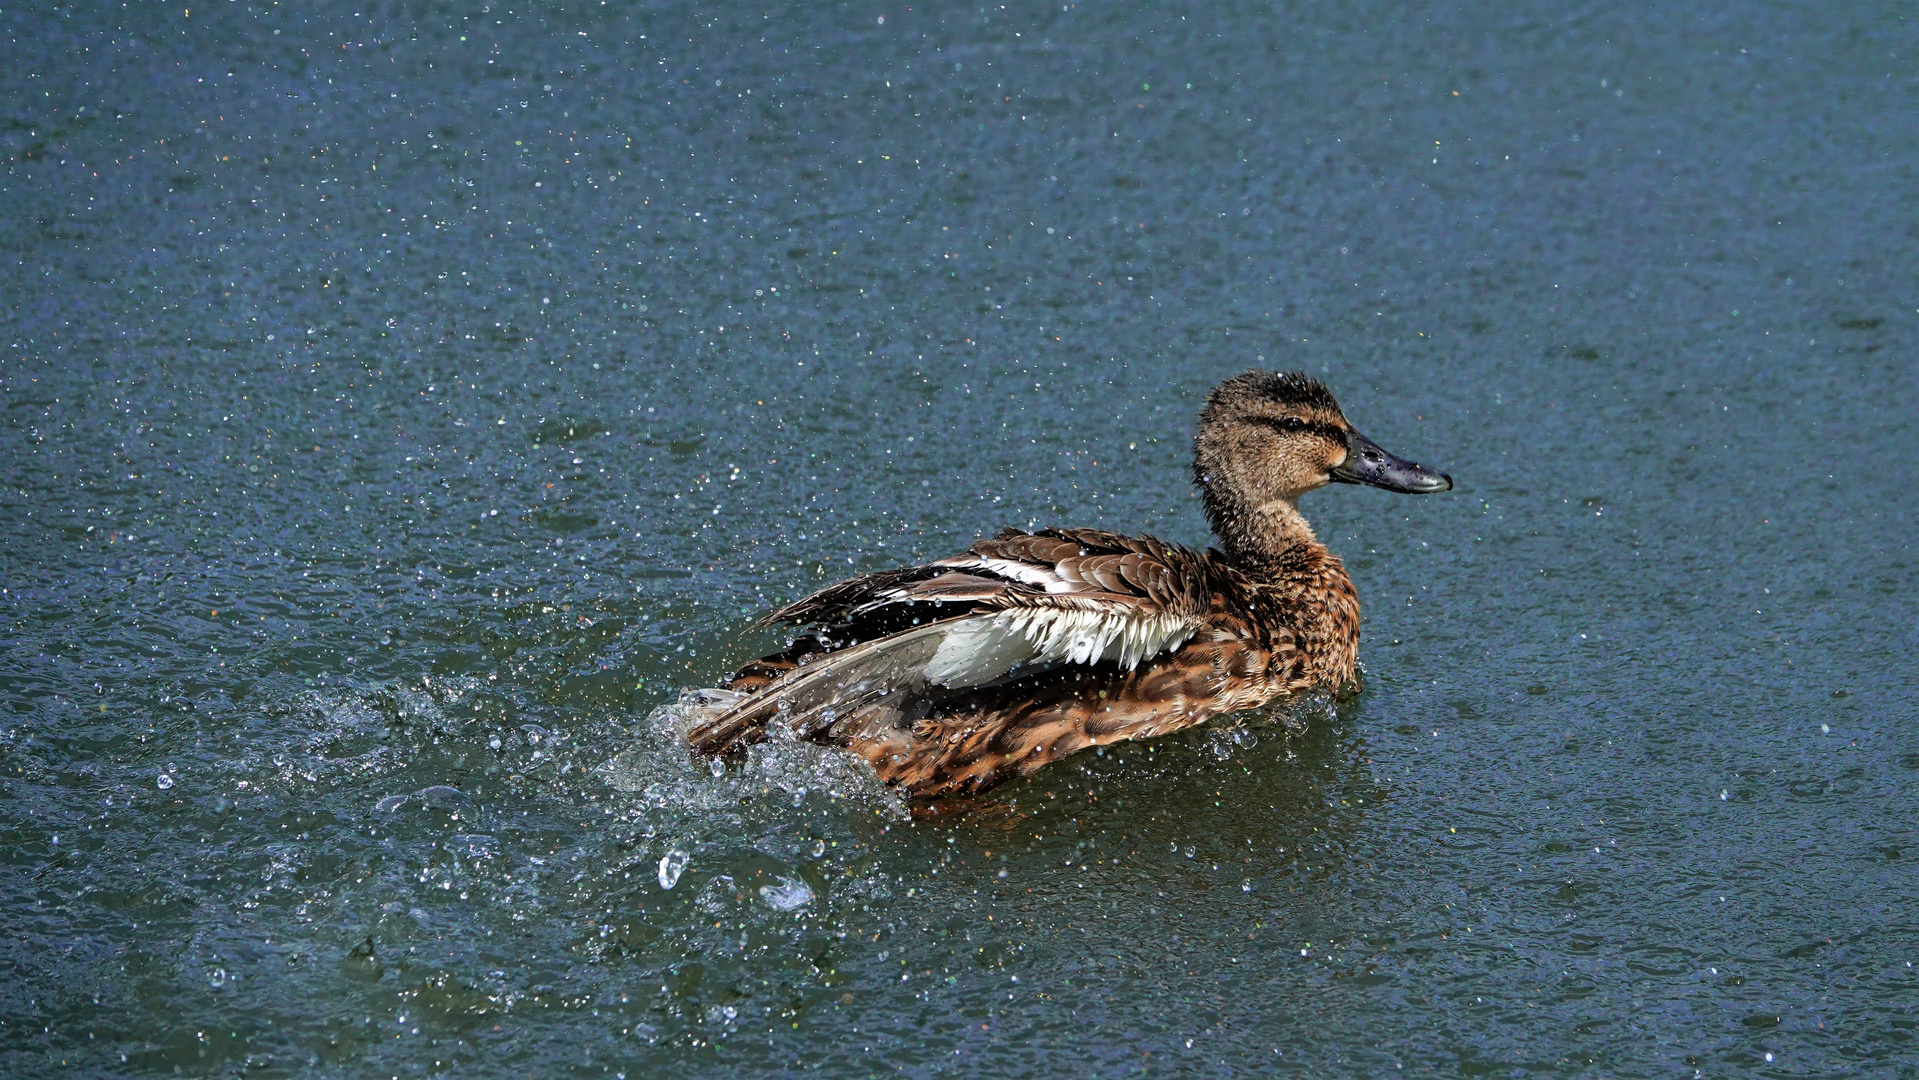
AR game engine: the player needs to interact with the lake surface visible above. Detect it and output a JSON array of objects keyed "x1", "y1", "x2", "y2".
[{"x1": 4, "y1": 1, "x2": 1917, "y2": 1075}]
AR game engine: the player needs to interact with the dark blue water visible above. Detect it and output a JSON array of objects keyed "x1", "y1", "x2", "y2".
[{"x1": 4, "y1": 2, "x2": 1917, "y2": 1076}]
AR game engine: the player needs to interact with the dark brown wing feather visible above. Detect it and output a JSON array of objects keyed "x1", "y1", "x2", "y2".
[{"x1": 759, "y1": 527, "x2": 1209, "y2": 628}]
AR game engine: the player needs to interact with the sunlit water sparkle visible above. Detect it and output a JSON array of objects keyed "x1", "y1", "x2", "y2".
[{"x1": 3, "y1": 0, "x2": 1917, "y2": 1076}]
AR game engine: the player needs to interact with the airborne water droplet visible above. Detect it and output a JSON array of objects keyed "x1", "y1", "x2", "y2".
[
  {"x1": 658, "y1": 848, "x2": 689, "y2": 890},
  {"x1": 156, "y1": 774, "x2": 175, "y2": 790}
]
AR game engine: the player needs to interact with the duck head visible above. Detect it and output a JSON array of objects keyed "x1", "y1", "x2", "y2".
[{"x1": 1194, "y1": 371, "x2": 1451, "y2": 553}]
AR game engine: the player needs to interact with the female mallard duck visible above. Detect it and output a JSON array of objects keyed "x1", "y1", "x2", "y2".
[{"x1": 685, "y1": 371, "x2": 1451, "y2": 799}]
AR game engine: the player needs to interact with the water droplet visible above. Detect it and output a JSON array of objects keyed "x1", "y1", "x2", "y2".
[
  {"x1": 708, "y1": 757, "x2": 726, "y2": 778},
  {"x1": 1242, "y1": 880, "x2": 1253, "y2": 892},
  {"x1": 759, "y1": 875, "x2": 814, "y2": 911},
  {"x1": 156, "y1": 774, "x2": 174, "y2": 790},
  {"x1": 811, "y1": 838, "x2": 827, "y2": 859},
  {"x1": 658, "y1": 848, "x2": 688, "y2": 890},
  {"x1": 488, "y1": 734, "x2": 502, "y2": 751},
  {"x1": 208, "y1": 968, "x2": 228, "y2": 988}
]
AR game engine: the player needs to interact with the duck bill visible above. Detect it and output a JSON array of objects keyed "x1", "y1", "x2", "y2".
[{"x1": 1330, "y1": 429, "x2": 1453, "y2": 493}]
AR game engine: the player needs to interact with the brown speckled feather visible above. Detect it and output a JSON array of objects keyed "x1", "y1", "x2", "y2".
[{"x1": 827, "y1": 562, "x2": 1350, "y2": 798}]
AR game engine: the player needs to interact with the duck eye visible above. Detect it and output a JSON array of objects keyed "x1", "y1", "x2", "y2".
[{"x1": 1279, "y1": 416, "x2": 1306, "y2": 432}]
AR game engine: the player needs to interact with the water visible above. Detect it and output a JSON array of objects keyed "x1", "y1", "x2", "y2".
[{"x1": 4, "y1": 1, "x2": 1917, "y2": 1076}]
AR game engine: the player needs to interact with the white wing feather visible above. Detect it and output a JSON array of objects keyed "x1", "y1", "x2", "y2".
[{"x1": 923, "y1": 606, "x2": 1200, "y2": 688}]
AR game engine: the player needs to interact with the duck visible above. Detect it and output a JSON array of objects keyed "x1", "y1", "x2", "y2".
[{"x1": 684, "y1": 370, "x2": 1452, "y2": 799}]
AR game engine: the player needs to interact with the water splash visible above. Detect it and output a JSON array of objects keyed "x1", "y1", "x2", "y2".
[
  {"x1": 758, "y1": 874, "x2": 815, "y2": 911},
  {"x1": 599, "y1": 688, "x2": 907, "y2": 820}
]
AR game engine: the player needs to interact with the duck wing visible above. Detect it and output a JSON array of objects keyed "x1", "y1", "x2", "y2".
[
  {"x1": 688, "y1": 529, "x2": 1222, "y2": 755},
  {"x1": 919, "y1": 528, "x2": 1216, "y2": 684},
  {"x1": 770, "y1": 528, "x2": 1215, "y2": 684}
]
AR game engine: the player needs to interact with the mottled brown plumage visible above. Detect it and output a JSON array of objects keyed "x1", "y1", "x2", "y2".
[{"x1": 683, "y1": 371, "x2": 1451, "y2": 799}]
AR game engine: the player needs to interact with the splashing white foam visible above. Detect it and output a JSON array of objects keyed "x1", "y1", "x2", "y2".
[
  {"x1": 758, "y1": 874, "x2": 815, "y2": 911},
  {"x1": 599, "y1": 688, "x2": 907, "y2": 821}
]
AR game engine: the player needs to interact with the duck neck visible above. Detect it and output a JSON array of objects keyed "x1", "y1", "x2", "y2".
[
  {"x1": 1209, "y1": 492, "x2": 1361, "y2": 687},
  {"x1": 1206, "y1": 493, "x2": 1325, "y2": 567}
]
